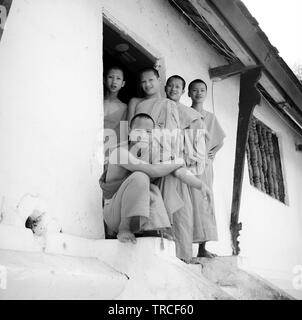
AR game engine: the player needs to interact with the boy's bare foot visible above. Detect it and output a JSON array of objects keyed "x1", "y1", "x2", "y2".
[
  {"x1": 180, "y1": 258, "x2": 190, "y2": 264},
  {"x1": 117, "y1": 230, "x2": 137, "y2": 244},
  {"x1": 181, "y1": 257, "x2": 203, "y2": 264},
  {"x1": 162, "y1": 231, "x2": 175, "y2": 241},
  {"x1": 188, "y1": 257, "x2": 202, "y2": 264}
]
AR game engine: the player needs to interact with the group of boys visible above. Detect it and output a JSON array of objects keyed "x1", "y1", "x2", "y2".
[{"x1": 101, "y1": 66, "x2": 225, "y2": 262}]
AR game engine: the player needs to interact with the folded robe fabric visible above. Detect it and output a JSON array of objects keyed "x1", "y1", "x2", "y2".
[
  {"x1": 134, "y1": 98, "x2": 184, "y2": 217},
  {"x1": 191, "y1": 109, "x2": 226, "y2": 243}
]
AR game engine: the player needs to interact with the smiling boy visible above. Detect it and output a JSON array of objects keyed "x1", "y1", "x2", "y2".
[
  {"x1": 188, "y1": 79, "x2": 226, "y2": 259},
  {"x1": 127, "y1": 68, "x2": 180, "y2": 130},
  {"x1": 165, "y1": 75, "x2": 208, "y2": 262}
]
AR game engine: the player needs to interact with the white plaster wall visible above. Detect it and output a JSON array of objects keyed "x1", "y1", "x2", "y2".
[
  {"x1": 239, "y1": 98, "x2": 302, "y2": 282},
  {"x1": 102, "y1": 0, "x2": 240, "y2": 255},
  {"x1": 0, "y1": 0, "x2": 104, "y2": 239}
]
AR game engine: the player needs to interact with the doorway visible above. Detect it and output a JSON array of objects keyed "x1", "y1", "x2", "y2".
[{"x1": 103, "y1": 19, "x2": 158, "y2": 104}]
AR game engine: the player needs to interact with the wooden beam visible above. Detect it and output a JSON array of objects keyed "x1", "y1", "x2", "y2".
[
  {"x1": 230, "y1": 66, "x2": 262, "y2": 255},
  {"x1": 209, "y1": 61, "x2": 249, "y2": 81}
]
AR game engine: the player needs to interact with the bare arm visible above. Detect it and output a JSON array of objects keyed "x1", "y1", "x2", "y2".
[
  {"x1": 174, "y1": 169, "x2": 212, "y2": 196},
  {"x1": 173, "y1": 167, "x2": 203, "y2": 189},
  {"x1": 117, "y1": 147, "x2": 184, "y2": 178},
  {"x1": 127, "y1": 98, "x2": 139, "y2": 122},
  {"x1": 208, "y1": 141, "x2": 224, "y2": 160}
]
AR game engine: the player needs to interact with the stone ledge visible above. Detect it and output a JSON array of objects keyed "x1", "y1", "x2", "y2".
[
  {"x1": 0, "y1": 225, "x2": 41, "y2": 252},
  {"x1": 195, "y1": 256, "x2": 294, "y2": 300},
  {"x1": 44, "y1": 233, "x2": 177, "y2": 260},
  {"x1": 0, "y1": 238, "x2": 233, "y2": 300},
  {"x1": 0, "y1": 249, "x2": 128, "y2": 300}
]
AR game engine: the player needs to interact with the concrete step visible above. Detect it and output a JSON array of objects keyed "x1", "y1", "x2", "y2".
[
  {"x1": 0, "y1": 236, "x2": 233, "y2": 300},
  {"x1": 0, "y1": 227, "x2": 294, "y2": 300},
  {"x1": 44, "y1": 235, "x2": 234, "y2": 299},
  {"x1": 95, "y1": 238, "x2": 233, "y2": 300},
  {"x1": 0, "y1": 249, "x2": 127, "y2": 300},
  {"x1": 195, "y1": 256, "x2": 294, "y2": 300}
]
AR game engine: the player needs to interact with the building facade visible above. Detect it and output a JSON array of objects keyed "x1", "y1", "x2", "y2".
[{"x1": 0, "y1": 0, "x2": 301, "y2": 298}]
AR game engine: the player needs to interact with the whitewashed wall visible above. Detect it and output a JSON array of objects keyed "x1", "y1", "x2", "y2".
[
  {"x1": 0, "y1": 0, "x2": 104, "y2": 239},
  {"x1": 239, "y1": 98, "x2": 302, "y2": 286}
]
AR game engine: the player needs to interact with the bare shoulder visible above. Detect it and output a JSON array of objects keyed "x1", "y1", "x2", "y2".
[
  {"x1": 118, "y1": 100, "x2": 127, "y2": 109},
  {"x1": 129, "y1": 97, "x2": 143, "y2": 107},
  {"x1": 127, "y1": 97, "x2": 143, "y2": 121}
]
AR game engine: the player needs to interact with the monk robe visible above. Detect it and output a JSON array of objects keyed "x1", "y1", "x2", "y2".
[
  {"x1": 99, "y1": 143, "x2": 171, "y2": 235},
  {"x1": 133, "y1": 98, "x2": 184, "y2": 219},
  {"x1": 104, "y1": 107, "x2": 128, "y2": 165},
  {"x1": 172, "y1": 103, "x2": 206, "y2": 261},
  {"x1": 191, "y1": 110, "x2": 225, "y2": 243}
]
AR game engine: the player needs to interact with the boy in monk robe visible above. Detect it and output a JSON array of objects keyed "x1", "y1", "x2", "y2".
[
  {"x1": 189, "y1": 79, "x2": 226, "y2": 259},
  {"x1": 165, "y1": 75, "x2": 208, "y2": 262},
  {"x1": 100, "y1": 113, "x2": 199, "y2": 244},
  {"x1": 104, "y1": 66, "x2": 128, "y2": 164},
  {"x1": 127, "y1": 67, "x2": 180, "y2": 149},
  {"x1": 127, "y1": 68, "x2": 185, "y2": 221}
]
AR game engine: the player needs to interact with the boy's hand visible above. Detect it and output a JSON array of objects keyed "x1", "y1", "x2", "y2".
[{"x1": 208, "y1": 151, "x2": 215, "y2": 160}]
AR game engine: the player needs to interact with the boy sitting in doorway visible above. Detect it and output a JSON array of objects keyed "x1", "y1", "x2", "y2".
[{"x1": 100, "y1": 113, "x2": 200, "y2": 244}]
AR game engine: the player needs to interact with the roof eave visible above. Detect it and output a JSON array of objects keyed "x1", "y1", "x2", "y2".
[
  {"x1": 174, "y1": 0, "x2": 302, "y2": 134},
  {"x1": 205, "y1": 0, "x2": 302, "y2": 117}
]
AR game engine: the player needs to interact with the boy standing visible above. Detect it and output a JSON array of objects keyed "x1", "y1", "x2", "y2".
[
  {"x1": 127, "y1": 68, "x2": 180, "y2": 132},
  {"x1": 165, "y1": 75, "x2": 207, "y2": 262},
  {"x1": 127, "y1": 68, "x2": 184, "y2": 221},
  {"x1": 188, "y1": 79, "x2": 225, "y2": 258},
  {"x1": 104, "y1": 66, "x2": 128, "y2": 163}
]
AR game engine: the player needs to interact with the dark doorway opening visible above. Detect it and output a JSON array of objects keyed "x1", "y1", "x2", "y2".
[
  {"x1": 103, "y1": 21, "x2": 156, "y2": 104},
  {"x1": 102, "y1": 20, "x2": 165, "y2": 239}
]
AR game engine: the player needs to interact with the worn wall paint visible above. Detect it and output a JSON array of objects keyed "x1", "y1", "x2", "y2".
[{"x1": 0, "y1": 0, "x2": 104, "y2": 239}]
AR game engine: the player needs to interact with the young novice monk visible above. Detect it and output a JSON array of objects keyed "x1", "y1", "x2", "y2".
[
  {"x1": 104, "y1": 66, "x2": 128, "y2": 164},
  {"x1": 165, "y1": 75, "x2": 208, "y2": 262},
  {"x1": 100, "y1": 113, "x2": 190, "y2": 244},
  {"x1": 165, "y1": 75, "x2": 206, "y2": 174},
  {"x1": 128, "y1": 67, "x2": 180, "y2": 133},
  {"x1": 188, "y1": 79, "x2": 226, "y2": 258},
  {"x1": 127, "y1": 68, "x2": 184, "y2": 222}
]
